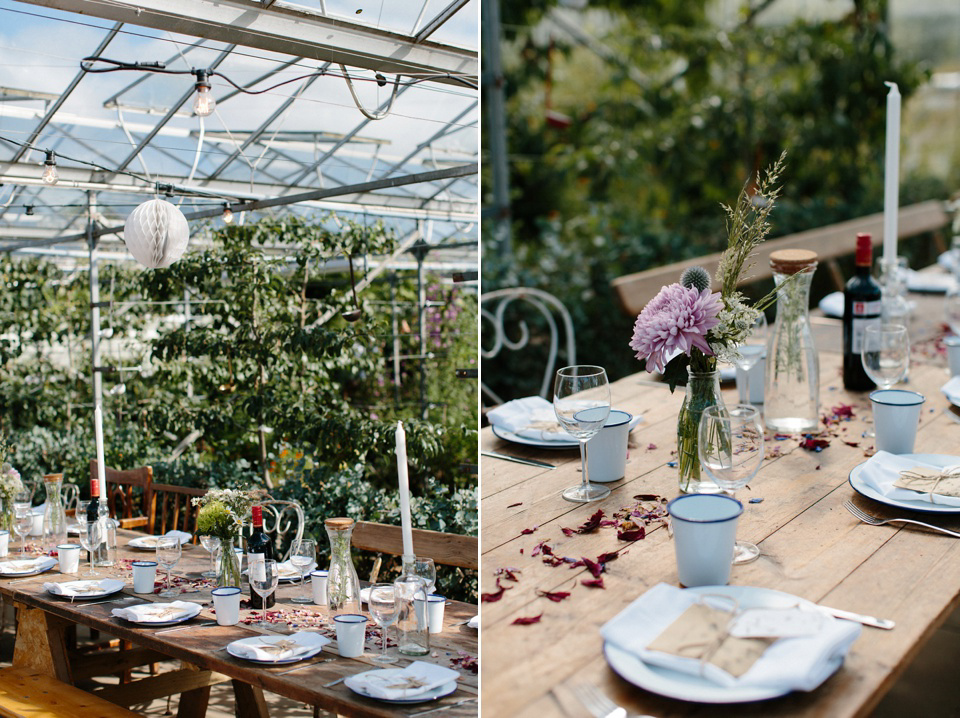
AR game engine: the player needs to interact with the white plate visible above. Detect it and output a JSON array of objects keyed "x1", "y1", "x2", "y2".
[
  {"x1": 128, "y1": 535, "x2": 190, "y2": 550},
  {"x1": 47, "y1": 578, "x2": 125, "y2": 600},
  {"x1": 0, "y1": 556, "x2": 58, "y2": 576},
  {"x1": 490, "y1": 424, "x2": 579, "y2": 450},
  {"x1": 242, "y1": 562, "x2": 316, "y2": 583},
  {"x1": 226, "y1": 635, "x2": 328, "y2": 664},
  {"x1": 603, "y1": 585, "x2": 843, "y2": 704},
  {"x1": 114, "y1": 602, "x2": 203, "y2": 627},
  {"x1": 848, "y1": 454, "x2": 960, "y2": 515},
  {"x1": 344, "y1": 670, "x2": 458, "y2": 704}
]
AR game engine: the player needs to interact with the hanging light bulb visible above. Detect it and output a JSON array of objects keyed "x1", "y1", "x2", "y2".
[
  {"x1": 192, "y1": 69, "x2": 216, "y2": 117},
  {"x1": 42, "y1": 150, "x2": 58, "y2": 185},
  {"x1": 222, "y1": 203, "x2": 234, "y2": 224},
  {"x1": 24, "y1": 205, "x2": 34, "y2": 216}
]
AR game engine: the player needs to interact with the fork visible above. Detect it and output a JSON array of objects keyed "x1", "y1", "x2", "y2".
[
  {"x1": 843, "y1": 501, "x2": 960, "y2": 538},
  {"x1": 572, "y1": 684, "x2": 631, "y2": 718}
]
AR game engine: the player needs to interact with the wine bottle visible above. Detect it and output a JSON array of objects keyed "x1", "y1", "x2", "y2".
[
  {"x1": 87, "y1": 479, "x2": 100, "y2": 523},
  {"x1": 247, "y1": 505, "x2": 275, "y2": 609},
  {"x1": 843, "y1": 232, "x2": 883, "y2": 391}
]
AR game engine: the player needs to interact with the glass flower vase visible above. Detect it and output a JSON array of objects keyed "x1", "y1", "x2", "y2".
[
  {"x1": 0, "y1": 497, "x2": 13, "y2": 534},
  {"x1": 216, "y1": 537, "x2": 242, "y2": 588},
  {"x1": 676, "y1": 368, "x2": 723, "y2": 494}
]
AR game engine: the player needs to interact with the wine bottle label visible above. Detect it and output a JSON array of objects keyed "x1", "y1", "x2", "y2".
[
  {"x1": 851, "y1": 299, "x2": 882, "y2": 317},
  {"x1": 249, "y1": 552, "x2": 266, "y2": 582},
  {"x1": 852, "y1": 317, "x2": 882, "y2": 353}
]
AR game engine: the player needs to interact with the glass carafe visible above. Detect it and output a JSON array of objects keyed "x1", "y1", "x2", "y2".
[
  {"x1": 394, "y1": 557, "x2": 429, "y2": 656},
  {"x1": 765, "y1": 250, "x2": 820, "y2": 433},
  {"x1": 41, "y1": 474, "x2": 67, "y2": 552},
  {"x1": 324, "y1": 517, "x2": 362, "y2": 616}
]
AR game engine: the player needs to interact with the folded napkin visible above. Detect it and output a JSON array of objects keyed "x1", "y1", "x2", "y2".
[
  {"x1": 229, "y1": 632, "x2": 329, "y2": 661},
  {"x1": 347, "y1": 661, "x2": 460, "y2": 701},
  {"x1": 112, "y1": 601, "x2": 201, "y2": 623},
  {"x1": 818, "y1": 291, "x2": 845, "y2": 319},
  {"x1": 938, "y1": 251, "x2": 960, "y2": 273},
  {"x1": 44, "y1": 579, "x2": 122, "y2": 597},
  {"x1": 942, "y1": 376, "x2": 960, "y2": 406},
  {"x1": 487, "y1": 396, "x2": 570, "y2": 442},
  {"x1": 132, "y1": 530, "x2": 193, "y2": 548},
  {"x1": 0, "y1": 557, "x2": 56, "y2": 574},
  {"x1": 858, "y1": 451, "x2": 960, "y2": 507},
  {"x1": 601, "y1": 583, "x2": 860, "y2": 691},
  {"x1": 467, "y1": 615, "x2": 479, "y2": 629}
]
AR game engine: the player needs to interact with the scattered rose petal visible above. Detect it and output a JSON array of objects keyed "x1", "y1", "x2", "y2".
[
  {"x1": 481, "y1": 586, "x2": 506, "y2": 603},
  {"x1": 667, "y1": 461, "x2": 678, "y2": 468},
  {"x1": 495, "y1": 567, "x2": 521, "y2": 582},
  {"x1": 581, "y1": 557, "x2": 604, "y2": 578},
  {"x1": 774, "y1": 433, "x2": 791, "y2": 441},
  {"x1": 633, "y1": 494, "x2": 659, "y2": 501},
  {"x1": 844, "y1": 441, "x2": 860, "y2": 447},
  {"x1": 596, "y1": 551, "x2": 619, "y2": 564},
  {"x1": 507, "y1": 502, "x2": 523, "y2": 509},
  {"x1": 560, "y1": 527, "x2": 575, "y2": 537},
  {"x1": 512, "y1": 614, "x2": 542, "y2": 625},
  {"x1": 581, "y1": 577, "x2": 605, "y2": 588},
  {"x1": 537, "y1": 589, "x2": 571, "y2": 603},
  {"x1": 618, "y1": 527, "x2": 646, "y2": 541},
  {"x1": 519, "y1": 525, "x2": 538, "y2": 536},
  {"x1": 800, "y1": 436, "x2": 830, "y2": 452},
  {"x1": 748, "y1": 497, "x2": 764, "y2": 504},
  {"x1": 647, "y1": 443, "x2": 657, "y2": 450},
  {"x1": 576, "y1": 509, "x2": 605, "y2": 533}
]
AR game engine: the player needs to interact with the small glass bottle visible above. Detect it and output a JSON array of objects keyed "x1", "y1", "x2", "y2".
[
  {"x1": 41, "y1": 473, "x2": 67, "y2": 553},
  {"x1": 394, "y1": 556, "x2": 429, "y2": 656},
  {"x1": 324, "y1": 517, "x2": 362, "y2": 616},
  {"x1": 765, "y1": 249, "x2": 820, "y2": 433}
]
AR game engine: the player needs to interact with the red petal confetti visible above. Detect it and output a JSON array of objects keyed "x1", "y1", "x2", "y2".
[
  {"x1": 512, "y1": 614, "x2": 543, "y2": 625},
  {"x1": 596, "y1": 552, "x2": 619, "y2": 565},
  {"x1": 618, "y1": 527, "x2": 646, "y2": 541},
  {"x1": 633, "y1": 494, "x2": 659, "y2": 501},
  {"x1": 581, "y1": 577, "x2": 605, "y2": 588},
  {"x1": 560, "y1": 527, "x2": 575, "y2": 537},
  {"x1": 507, "y1": 502, "x2": 523, "y2": 508},
  {"x1": 800, "y1": 436, "x2": 830, "y2": 452},
  {"x1": 647, "y1": 443, "x2": 657, "y2": 450},
  {"x1": 576, "y1": 509, "x2": 605, "y2": 533},
  {"x1": 832, "y1": 404, "x2": 855, "y2": 419},
  {"x1": 450, "y1": 652, "x2": 478, "y2": 674},
  {"x1": 480, "y1": 586, "x2": 506, "y2": 603},
  {"x1": 519, "y1": 525, "x2": 538, "y2": 536},
  {"x1": 536, "y1": 589, "x2": 571, "y2": 603},
  {"x1": 844, "y1": 440, "x2": 860, "y2": 447},
  {"x1": 532, "y1": 540, "x2": 553, "y2": 557},
  {"x1": 581, "y1": 557, "x2": 604, "y2": 579},
  {"x1": 495, "y1": 567, "x2": 521, "y2": 582}
]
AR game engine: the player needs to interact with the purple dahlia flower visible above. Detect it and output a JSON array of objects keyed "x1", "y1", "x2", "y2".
[{"x1": 629, "y1": 283, "x2": 722, "y2": 373}]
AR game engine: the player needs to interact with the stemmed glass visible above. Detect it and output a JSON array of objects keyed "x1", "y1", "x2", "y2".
[
  {"x1": 156, "y1": 536, "x2": 182, "y2": 597},
  {"x1": 734, "y1": 313, "x2": 768, "y2": 405},
  {"x1": 368, "y1": 583, "x2": 400, "y2": 664},
  {"x1": 76, "y1": 515, "x2": 102, "y2": 577},
  {"x1": 14, "y1": 509, "x2": 33, "y2": 557},
  {"x1": 698, "y1": 404, "x2": 765, "y2": 564},
  {"x1": 250, "y1": 559, "x2": 278, "y2": 629},
  {"x1": 200, "y1": 535, "x2": 220, "y2": 579},
  {"x1": 290, "y1": 539, "x2": 316, "y2": 604},
  {"x1": 414, "y1": 557, "x2": 436, "y2": 595},
  {"x1": 862, "y1": 324, "x2": 909, "y2": 389},
  {"x1": 945, "y1": 289, "x2": 960, "y2": 336},
  {"x1": 14, "y1": 490, "x2": 32, "y2": 514},
  {"x1": 553, "y1": 365, "x2": 612, "y2": 503}
]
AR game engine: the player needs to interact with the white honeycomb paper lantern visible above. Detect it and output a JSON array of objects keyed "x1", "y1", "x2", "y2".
[{"x1": 123, "y1": 199, "x2": 190, "y2": 269}]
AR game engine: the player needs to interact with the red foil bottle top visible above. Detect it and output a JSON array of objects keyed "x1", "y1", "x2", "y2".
[
  {"x1": 90, "y1": 478, "x2": 99, "y2": 496},
  {"x1": 855, "y1": 233, "x2": 873, "y2": 266},
  {"x1": 252, "y1": 504, "x2": 263, "y2": 527}
]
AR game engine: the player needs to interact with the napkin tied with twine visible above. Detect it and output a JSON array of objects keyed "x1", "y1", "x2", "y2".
[
  {"x1": 893, "y1": 465, "x2": 960, "y2": 503},
  {"x1": 646, "y1": 602, "x2": 774, "y2": 678}
]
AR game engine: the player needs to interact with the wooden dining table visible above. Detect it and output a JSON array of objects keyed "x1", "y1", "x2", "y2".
[
  {"x1": 481, "y1": 285, "x2": 960, "y2": 717},
  {"x1": 0, "y1": 528, "x2": 478, "y2": 718}
]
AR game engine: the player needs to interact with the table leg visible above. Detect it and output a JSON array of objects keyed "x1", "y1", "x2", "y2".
[
  {"x1": 12, "y1": 602, "x2": 73, "y2": 683},
  {"x1": 176, "y1": 685, "x2": 212, "y2": 718},
  {"x1": 232, "y1": 679, "x2": 270, "y2": 718}
]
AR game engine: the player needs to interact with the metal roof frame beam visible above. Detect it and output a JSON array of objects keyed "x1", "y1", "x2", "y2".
[
  {"x1": 415, "y1": 0, "x2": 472, "y2": 43},
  {"x1": 17, "y1": 0, "x2": 477, "y2": 84}
]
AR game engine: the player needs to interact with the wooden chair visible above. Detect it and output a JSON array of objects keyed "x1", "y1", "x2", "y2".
[
  {"x1": 90, "y1": 461, "x2": 152, "y2": 530},
  {"x1": 147, "y1": 483, "x2": 207, "y2": 542},
  {"x1": 352, "y1": 521, "x2": 479, "y2": 575},
  {"x1": 255, "y1": 500, "x2": 304, "y2": 561}
]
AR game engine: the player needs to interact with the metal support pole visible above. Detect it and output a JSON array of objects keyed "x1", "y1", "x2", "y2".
[
  {"x1": 87, "y1": 191, "x2": 102, "y2": 415},
  {"x1": 412, "y1": 237, "x2": 430, "y2": 420},
  {"x1": 482, "y1": 0, "x2": 512, "y2": 258},
  {"x1": 390, "y1": 272, "x2": 401, "y2": 403}
]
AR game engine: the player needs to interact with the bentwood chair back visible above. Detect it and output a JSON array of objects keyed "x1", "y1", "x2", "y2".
[
  {"x1": 254, "y1": 500, "x2": 305, "y2": 561},
  {"x1": 90, "y1": 461, "x2": 152, "y2": 529},
  {"x1": 147, "y1": 483, "x2": 206, "y2": 542},
  {"x1": 352, "y1": 521, "x2": 479, "y2": 572},
  {"x1": 480, "y1": 287, "x2": 576, "y2": 405}
]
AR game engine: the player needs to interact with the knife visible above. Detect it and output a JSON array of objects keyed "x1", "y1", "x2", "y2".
[
  {"x1": 481, "y1": 451, "x2": 555, "y2": 469},
  {"x1": 819, "y1": 605, "x2": 895, "y2": 630}
]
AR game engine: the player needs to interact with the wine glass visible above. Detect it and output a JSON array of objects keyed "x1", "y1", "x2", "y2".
[
  {"x1": 862, "y1": 324, "x2": 909, "y2": 389},
  {"x1": 156, "y1": 536, "x2": 182, "y2": 597},
  {"x1": 200, "y1": 535, "x2": 220, "y2": 579},
  {"x1": 553, "y1": 365, "x2": 612, "y2": 503},
  {"x1": 14, "y1": 509, "x2": 33, "y2": 557},
  {"x1": 76, "y1": 516, "x2": 102, "y2": 577},
  {"x1": 14, "y1": 489, "x2": 32, "y2": 514},
  {"x1": 698, "y1": 404, "x2": 765, "y2": 564},
  {"x1": 250, "y1": 558, "x2": 278, "y2": 629},
  {"x1": 734, "y1": 313, "x2": 768, "y2": 405},
  {"x1": 290, "y1": 538, "x2": 316, "y2": 604},
  {"x1": 945, "y1": 289, "x2": 960, "y2": 336},
  {"x1": 368, "y1": 583, "x2": 400, "y2": 664},
  {"x1": 414, "y1": 557, "x2": 437, "y2": 595}
]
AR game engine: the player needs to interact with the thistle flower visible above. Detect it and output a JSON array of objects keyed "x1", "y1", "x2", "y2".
[
  {"x1": 680, "y1": 266, "x2": 711, "y2": 293},
  {"x1": 629, "y1": 283, "x2": 722, "y2": 373}
]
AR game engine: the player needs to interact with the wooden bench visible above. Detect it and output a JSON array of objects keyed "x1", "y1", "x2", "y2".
[
  {"x1": 352, "y1": 521, "x2": 479, "y2": 572},
  {"x1": 611, "y1": 200, "x2": 950, "y2": 317},
  {"x1": 0, "y1": 667, "x2": 141, "y2": 718}
]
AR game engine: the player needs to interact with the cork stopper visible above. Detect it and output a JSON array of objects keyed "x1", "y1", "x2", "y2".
[
  {"x1": 42, "y1": 473, "x2": 63, "y2": 482},
  {"x1": 769, "y1": 249, "x2": 818, "y2": 275},
  {"x1": 325, "y1": 517, "x2": 355, "y2": 530}
]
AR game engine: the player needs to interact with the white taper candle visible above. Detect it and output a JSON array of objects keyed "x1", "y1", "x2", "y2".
[
  {"x1": 94, "y1": 405, "x2": 106, "y2": 498},
  {"x1": 396, "y1": 421, "x2": 415, "y2": 559},
  {"x1": 883, "y1": 81, "x2": 901, "y2": 266}
]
